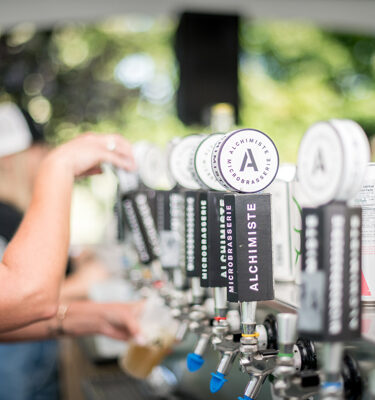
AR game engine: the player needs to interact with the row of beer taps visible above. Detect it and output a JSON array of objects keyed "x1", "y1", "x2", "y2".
[{"x1": 113, "y1": 112, "x2": 374, "y2": 400}]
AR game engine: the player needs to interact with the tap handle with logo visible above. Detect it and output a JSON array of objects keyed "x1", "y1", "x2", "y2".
[
  {"x1": 211, "y1": 128, "x2": 279, "y2": 303},
  {"x1": 297, "y1": 120, "x2": 369, "y2": 342}
]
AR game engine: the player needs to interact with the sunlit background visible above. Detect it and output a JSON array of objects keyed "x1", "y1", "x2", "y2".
[{"x1": 1, "y1": 15, "x2": 375, "y2": 242}]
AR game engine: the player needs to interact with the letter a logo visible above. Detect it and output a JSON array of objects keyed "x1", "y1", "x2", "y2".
[
  {"x1": 240, "y1": 149, "x2": 258, "y2": 172},
  {"x1": 312, "y1": 148, "x2": 325, "y2": 175}
]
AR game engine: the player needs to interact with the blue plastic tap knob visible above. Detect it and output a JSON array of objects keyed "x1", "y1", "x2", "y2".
[
  {"x1": 238, "y1": 396, "x2": 254, "y2": 400},
  {"x1": 210, "y1": 372, "x2": 228, "y2": 393},
  {"x1": 187, "y1": 353, "x2": 205, "y2": 372},
  {"x1": 322, "y1": 382, "x2": 342, "y2": 389}
]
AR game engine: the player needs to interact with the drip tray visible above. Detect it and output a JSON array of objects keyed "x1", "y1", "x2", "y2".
[
  {"x1": 82, "y1": 373, "x2": 155, "y2": 400},
  {"x1": 82, "y1": 371, "x2": 202, "y2": 400}
]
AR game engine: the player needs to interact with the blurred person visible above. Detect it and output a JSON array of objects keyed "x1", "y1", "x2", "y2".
[
  {"x1": 0, "y1": 102, "x2": 135, "y2": 330},
  {"x1": 0, "y1": 106, "x2": 109, "y2": 297},
  {"x1": 0, "y1": 102, "x2": 139, "y2": 399}
]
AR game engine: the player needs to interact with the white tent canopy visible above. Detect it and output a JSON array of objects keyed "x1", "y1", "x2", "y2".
[{"x1": 1, "y1": 0, "x2": 375, "y2": 33}]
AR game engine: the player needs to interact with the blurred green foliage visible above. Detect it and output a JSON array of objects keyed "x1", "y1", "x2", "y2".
[
  {"x1": 1, "y1": 17, "x2": 375, "y2": 162},
  {"x1": 240, "y1": 21, "x2": 375, "y2": 161}
]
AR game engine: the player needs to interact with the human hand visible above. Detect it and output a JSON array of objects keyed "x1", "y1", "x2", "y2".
[
  {"x1": 47, "y1": 133, "x2": 135, "y2": 178},
  {"x1": 99, "y1": 301, "x2": 144, "y2": 341}
]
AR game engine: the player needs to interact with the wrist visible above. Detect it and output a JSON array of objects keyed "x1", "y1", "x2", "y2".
[
  {"x1": 57, "y1": 301, "x2": 106, "y2": 337},
  {"x1": 31, "y1": 148, "x2": 75, "y2": 205},
  {"x1": 41, "y1": 147, "x2": 75, "y2": 178},
  {"x1": 56, "y1": 303, "x2": 69, "y2": 336}
]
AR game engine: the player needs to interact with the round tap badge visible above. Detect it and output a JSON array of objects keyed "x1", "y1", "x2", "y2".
[
  {"x1": 133, "y1": 141, "x2": 175, "y2": 190},
  {"x1": 297, "y1": 122, "x2": 343, "y2": 206},
  {"x1": 297, "y1": 120, "x2": 370, "y2": 206},
  {"x1": 211, "y1": 129, "x2": 279, "y2": 193},
  {"x1": 194, "y1": 133, "x2": 227, "y2": 191},
  {"x1": 330, "y1": 119, "x2": 370, "y2": 201},
  {"x1": 169, "y1": 134, "x2": 207, "y2": 190}
]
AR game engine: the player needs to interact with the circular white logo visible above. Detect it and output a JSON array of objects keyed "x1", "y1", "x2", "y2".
[
  {"x1": 212, "y1": 129, "x2": 279, "y2": 193},
  {"x1": 169, "y1": 134, "x2": 206, "y2": 190},
  {"x1": 329, "y1": 119, "x2": 370, "y2": 202},
  {"x1": 297, "y1": 120, "x2": 370, "y2": 206},
  {"x1": 297, "y1": 122, "x2": 344, "y2": 206},
  {"x1": 134, "y1": 142, "x2": 170, "y2": 190},
  {"x1": 194, "y1": 133, "x2": 227, "y2": 191}
]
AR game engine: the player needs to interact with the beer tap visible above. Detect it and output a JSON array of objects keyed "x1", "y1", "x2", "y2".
[
  {"x1": 155, "y1": 186, "x2": 191, "y2": 342},
  {"x1": 164, "y1": 134, "x2": 209, "y2": 343},
  {"x1": 112, "y1": 141, "x2": 175, "y2": 290},
  {"x1": 184, "y1": 188, "x2": 209, "y2": 351},
  {"x1": 185, "y1": 243, "x2": 212, "y2": 372},
  {"x1": 197, "y1": 116, "x2": 240, "y2": 390},
  {"x1": 319, "y1": 347, "x2": 363, "y2": 400},
  {"x1": 210, "y1": 127, "x2": 280, "y2": 397},
  {"x1": 187, "y1": 132, "x2": 239, "y2": 376},
  {"x1": 297, "y1": 203, "x2": 362, "y2": 400},
  {"x1": 213, "y1": 309, "x2": 277, "y2": 396},
  {"x1": 296, "y1": 121, "x2": 369, "y2": 400},
  {"x1": 319, "y1": 343, "x2": 345, "y2": 400},
  {"x1": 211, "y1": 310, "x2": 278, "y2": 394},
  {"x1": 186, "y1": 307, "x2": 213, "y2": 372},
  {"x1": 236, "y1": 303, "x2": 278, "y2": 400},
  {"x1": 202, "y1": 189, "x2": 239, "y2": 390},
  {"x1": 114, "y1": 173, "x2": 159, "y2": 287},
  {"x1": 209, "y1": 290, "x2": 239, "y2": 393},
  {"x1": 187, "y1": 105, "x2": 237, "y2": 373},
  {"x1": 272, "y1": 313, "x2": 319, "y2": 400}
]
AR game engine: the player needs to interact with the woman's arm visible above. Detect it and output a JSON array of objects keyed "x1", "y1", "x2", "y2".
[
  {"x1": 0, "y1": 300, "x2": 142, "y2": 342},
  {"x1": 0, "y1": 133, "x2": 134, "y2": 332}
]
